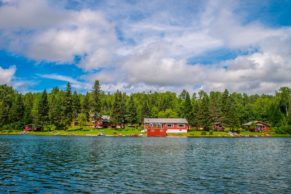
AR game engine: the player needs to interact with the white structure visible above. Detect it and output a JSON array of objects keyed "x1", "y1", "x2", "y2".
[{"x1": 144, "y1": 118, "x2": 189, "y2": 133}]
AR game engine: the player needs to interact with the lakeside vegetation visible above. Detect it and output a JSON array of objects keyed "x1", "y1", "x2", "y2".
[
  {"x1": 1, "y1": 81, "x2": 291, "y2": 136},
  {"x1": 1, "y1": 127, "x2": 290, "y2": 137}
]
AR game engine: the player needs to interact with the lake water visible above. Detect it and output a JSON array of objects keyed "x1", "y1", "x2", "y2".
[{"x1": 0, "y1": 136, "x2": 290, "y2": 193}]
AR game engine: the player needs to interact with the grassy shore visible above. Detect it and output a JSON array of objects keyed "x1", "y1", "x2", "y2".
[{"x1": 0, "y1": 126, "x2": 290, "y2": 137}]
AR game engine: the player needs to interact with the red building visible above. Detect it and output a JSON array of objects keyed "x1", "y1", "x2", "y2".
[
  {"x1": 242, "y1": 121, "x2": 271, "y2": 132},
  {"x1": 144, "y1": 118, "x2": 189, "y2": 137},
  {"x1": 91, "y1": 115, "x2": 111, "y2": 128},
  {"x1": 213, "y1": 122, "x2": 224, "y2": 131}
]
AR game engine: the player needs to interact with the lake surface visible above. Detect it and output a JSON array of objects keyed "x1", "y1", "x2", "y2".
[{"x1": 0, "y1": 136, "x2": 290, "y2": 193}]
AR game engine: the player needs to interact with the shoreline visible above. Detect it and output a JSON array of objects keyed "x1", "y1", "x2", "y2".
[{"x1": 0, "y1": 131, "x2": 290, "y2": 138}]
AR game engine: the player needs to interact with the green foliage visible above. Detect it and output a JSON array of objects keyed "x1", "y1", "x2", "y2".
[
  {"x1": 111, "y1": 91, "x2": 126, "y2": 124},
  {"x1": 274, "y1": 125, "x2": 291, "y2": 134},
  {"x1": 43, "y1": 124, "x2": 57, "y2": 132},
  {"x1": 158, "y1": 109, "x2": 178, "y2": 118},
  {"x1": 91, "y1": 80, "x2": 101, "y2": 115},
  {"x1": 77, "y1": 113, "x2": 87, "y2": 127},
  {"x1": 0, "y1": 82, "x2": 291, "y2": 134},
  {"x1": 126, "y1": 95, "x2": 138, "y2": 124}
]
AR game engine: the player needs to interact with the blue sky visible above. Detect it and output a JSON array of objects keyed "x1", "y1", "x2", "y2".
[{"x1": 0, "y1": 0, "x2": 291, "y2": 93}]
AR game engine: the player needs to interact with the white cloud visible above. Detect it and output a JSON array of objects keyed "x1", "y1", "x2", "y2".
[
  {"x1": 1, "y1": 0, "x2": 291, "y2": 94},
  {"x1": 0, "y1": 65, "x2": 16, "y2": 84},
  {"x1": 0, "y1": 0, "x2": 116, "y2": 67},
  {"x1": 40, "y1": 74, "x2": 91, "y2": 90}
]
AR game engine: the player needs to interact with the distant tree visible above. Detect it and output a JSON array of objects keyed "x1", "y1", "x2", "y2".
[
  {"x1": 197, "y1": 94, "x2": 211, "y2": 130},
  {"x1": 9, "y1": 94, "x2": 24, "y2": 122},
  {"x1": 127, "y1": 95, "x2": 138, "y2": 124},
  {"x1": 141, "y1": 98, "x2": 151, "y2": 122},
  {"x1": 38, "y1": 90, "x2": 49, "y2": 127},
  {"x1": 77, "y1": 113, "x2": 87, "y2": 127},
  {"x1": 158, "y1": 109, "x2": 178, "y2": 118},
  {"x1": 180, "y1": 90, "x2": 193, "y2": 123},
  {"x1": 81, "y1": 92, "x2": 90, "y2": 121},
  {"x1": 49, "y1": 91, "x2": 63, "y2": 128},
  {"x1": 91, "y1": 80, "x2": 101, "y2": 116},
  {"x1": 111, "y1": 91, "x2": 126, "y2": 125},
  {"x1": 72, "y1": 91, "x2": 81, "y2": 120},
  {"x1": 63, "y1": 83, "x2": 73, "y2": 127}
]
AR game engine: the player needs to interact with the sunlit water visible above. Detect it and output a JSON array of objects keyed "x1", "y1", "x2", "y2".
[{"x1": 0, "y1": 135, "x2": 290, "y2": 193}]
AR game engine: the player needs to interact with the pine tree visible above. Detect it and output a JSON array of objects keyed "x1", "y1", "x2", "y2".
[
  {"x1": 111, "y1": 91, "x2": 125, "y2": 125},
  {"x1": 38, "y1": 90, "x2": 49, "y2": 127},
  {"x1": 72, "y1": 91, "x2": 81, "y2": 120},
  {"x1": 127, "y1": 95, "x2": 138, "y2": 124},
  {"x1": 49, "y1": 93, "x2": 63, "y2": 128},
  {"x1": 23, "y1": 93, "x2": 34, "y2": 125},
  {"x1": 81, "y1": 92, "x2": 90, "y2": 121},
  {"x1": 181, "y1": 90, "x2": 193, "y2": 124},
  {"x1": 197, "y1": 94, "x2": 211, "y2": 130},
  {"x1": 141, "y1": 98, "x2": 151, "y2": 122},
  {"x1": 63, "y1": 83, "x2": 73, "y2": 127},
  {"x1": 91, "y1": 80, "x2": 101, "y2": 117},
  {"x1": 9, "y1": 94, "x2": 24, "y2": 122}
]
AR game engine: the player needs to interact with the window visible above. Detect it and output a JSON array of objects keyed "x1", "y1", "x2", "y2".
[
  {"x1": 167, "y1": 124, "x2": 173, "y2": 128},
  {"x1": 178, "y1": 124, "x2": 185, "y2": 128}
]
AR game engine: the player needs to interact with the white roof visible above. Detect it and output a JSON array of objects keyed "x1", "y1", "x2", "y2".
[{"x1": 144, "y1": 118, "x2": 188, "y2": 124}]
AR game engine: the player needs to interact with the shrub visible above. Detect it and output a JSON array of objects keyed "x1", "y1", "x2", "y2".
[
  {"x1": 201, "y1": 131, "x2": 207, "y2": 135},
  {"x1": 1, "y1": 122, "x2": 23, "y2": 131},
  {"x1": 274, "y1": 125, "x2": 291, "y2": 134},
  {"x1": 43, "y1": 124, "x2": 56, "y2": 131},
  {"x1": 209, "y1": 130, "x2": 213, "y2": 135}
]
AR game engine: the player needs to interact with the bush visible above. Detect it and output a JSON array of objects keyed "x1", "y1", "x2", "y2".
[
  {"x1": 43, "y1": 124, "x2": 56, "y2": 131},
  {"x1": 274, "y1": 125, "x2": 291, "y2": 134},
  {"x1": 1, "y1": 122, "x2": 23, "y2": 131},
  {"x1": 209, "y1": 131, "x2": 213, "y2": 135},
  {"x1": 201, "y1": 131, "x2": 207, "y2": 135}
]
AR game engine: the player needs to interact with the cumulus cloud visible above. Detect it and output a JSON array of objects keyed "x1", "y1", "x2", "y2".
[
  {"x1": 0, "y1": 65, "x2": 16, "y2": 84},
  {"x1": 1, "y1": 0, "x2": 291, "y2": 94},
  {"x1": 0, "y1": 0, "x2": 116, "y2": 67}
]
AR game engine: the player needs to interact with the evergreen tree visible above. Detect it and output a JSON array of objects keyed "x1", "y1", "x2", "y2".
[
  {"x1": 38, "y1": 90, "x2": 49, "y2": 127},
  {"x1": 63, "y1": 83, "x2": 73, "y2": 126},
  {"x1": 180, "y1": 90, "x2": 193, "y2": 124},
  {"x1": 111, "y1": 91, "x2": 125, "y2": 125},
  {"x1": 91, "y1": 80, "x2": 101, "y2": 116},
  {"x1": 197, "y1": 94, "x2": 211, "y2": 130},
  {"x1": 49, "y1": 93, "x2": 63, "y2": 128},
  {"x1": 9, "y1": 94, "x2": 24, "y2": 122},
  {"x1": 23, "y1": 93, "x2": 34, "y2": 124},
  {"x1": 141, "y1": 98, "x2": 151, "y2": 122},
  {"x1": 127, "y1": 95, "x2": 138, "y2": 124},
  {"x1": 72, "y1": 91, "x2": 81, "y2": 120},
  {"x1": 81, "y1": 92, "x2": 90, "y2": 121}
]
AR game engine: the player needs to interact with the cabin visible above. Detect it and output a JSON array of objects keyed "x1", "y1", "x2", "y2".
[
  {"x1": 144, "y1": 118, "x2": 189, "y2": 137},
  {"x1": 94, "y1": 115, "x2": 111, "y2": 128},
  {"x1": 24, "y1": 124, "x2": 42, "y2": 132},
  {"x1": 213, "y1": 122, "x2": 224, "y2": 131},
  {"x1": 242, "y1": 121, "x2": 271, "y2": 132}
]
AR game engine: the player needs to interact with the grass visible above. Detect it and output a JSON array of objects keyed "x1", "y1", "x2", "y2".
[
  {"x1": 0, "y1": 126, "x2": 144, "y2": 136},
  {"x1": 1, "y1": 126, "x2": 290, "y2": 137}
]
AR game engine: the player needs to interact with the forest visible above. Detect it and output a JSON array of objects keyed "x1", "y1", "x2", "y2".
[{"x1": 0, "y1": 81, "x2": 291, "y2": 134}]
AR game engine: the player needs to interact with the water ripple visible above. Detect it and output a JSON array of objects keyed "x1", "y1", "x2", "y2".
[{"x1": 0, "y1": 136, "x2": 290, "y2": 193}]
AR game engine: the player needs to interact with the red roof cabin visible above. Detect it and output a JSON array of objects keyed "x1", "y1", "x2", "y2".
[
  {"x1": 144, "y1": 118, "x2": 189, "y2": 137},
  {"x1": 242, "y1": 121, "x2": 271, "y2": 133},
  {"x1": 213, "y1": 122, "x2": 224, "y2": 131},
  {"x1": 91, "y1": 115, "x2": 111, "y2": 128}
]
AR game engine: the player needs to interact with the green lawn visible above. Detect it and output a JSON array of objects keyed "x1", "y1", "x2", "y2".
[{"x1": 1, "y1": 126, "x2": 290, "y2": 137}]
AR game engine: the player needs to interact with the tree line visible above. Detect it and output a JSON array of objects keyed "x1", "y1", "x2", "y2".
[{"x1": 0, "y1": 81, "x2": 291, "y2": 133}]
